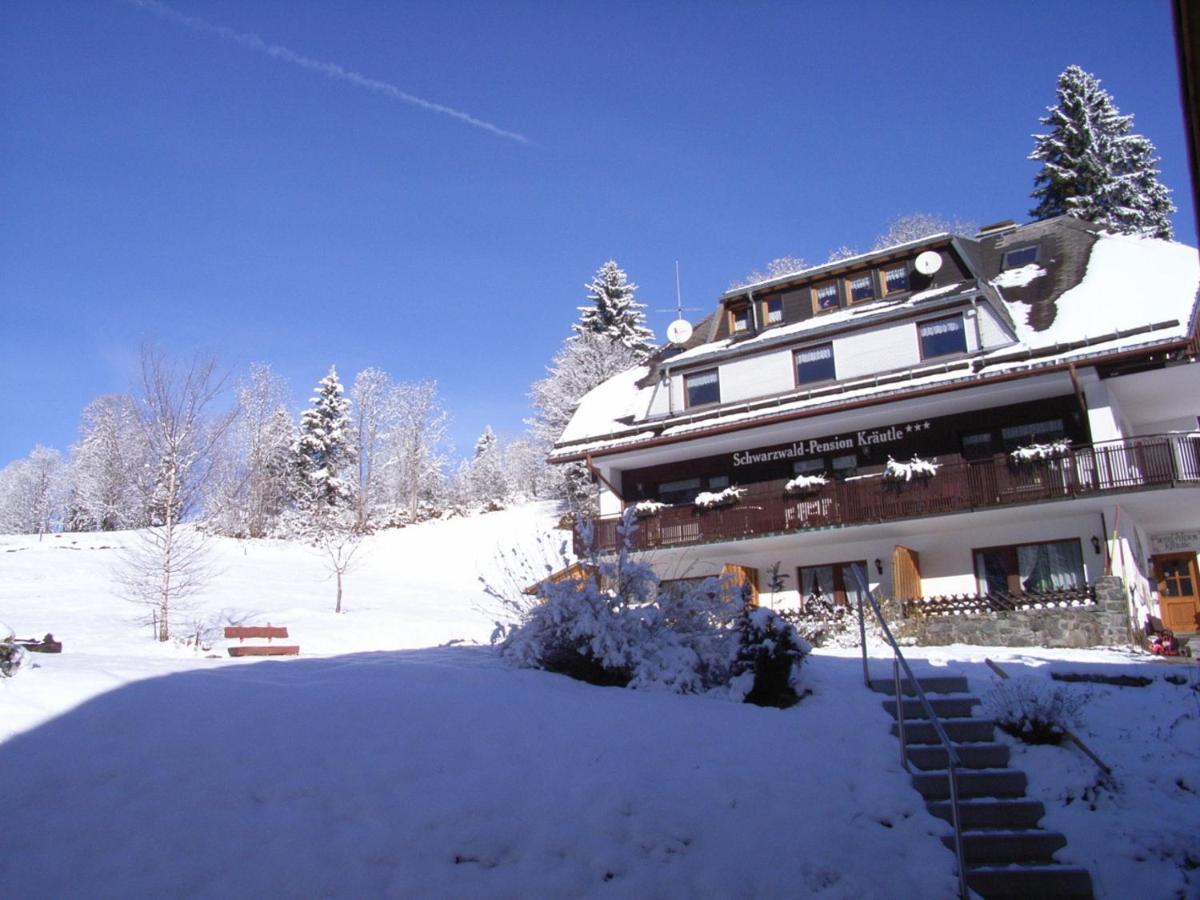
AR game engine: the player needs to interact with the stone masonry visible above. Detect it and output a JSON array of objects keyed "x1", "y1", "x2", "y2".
[{"x1": 907, "y1": 576, "x2": 1131, "y2": 648}]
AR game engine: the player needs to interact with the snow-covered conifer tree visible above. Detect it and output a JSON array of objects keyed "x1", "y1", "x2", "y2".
[
  {"x1": 574, "y1": 261, "x2": 655, "y2": 360},
  {"x1": 295, "y1": 366, "x2": 355, "y2": 517},
  {"x1": 1030, "y1": 65, "x2": 1174, "y2": 238},
  {"x1": 463, "y1": 426, "x2": 507, "y2": 509}
]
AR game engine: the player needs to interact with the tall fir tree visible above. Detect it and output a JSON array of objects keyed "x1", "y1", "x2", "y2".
[
  {"x1": 573, "y1": 260, "x2": 656, "y2": 360},
  {"x1": 295, "y1": 366, "x2": 356, "y2": 515},
  {"x1": 1030, "y1": 65, "x2": 1174, "y2": 239}
]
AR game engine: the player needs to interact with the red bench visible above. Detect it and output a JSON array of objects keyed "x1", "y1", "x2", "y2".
[{"x1": 224, "y1": 625, "x2": 299, "y2": 657}]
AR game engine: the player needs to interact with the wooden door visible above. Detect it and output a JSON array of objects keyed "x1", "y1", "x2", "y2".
[
  {"x1": 892, "y1": 545, "x2": 922, "y2": 602},
  {"x1": 1153, "y1": 553, "x2": 1200, "y2": 632},
  {"x1": 721, "y1": 564, "x2": 760, "y2": 608}
]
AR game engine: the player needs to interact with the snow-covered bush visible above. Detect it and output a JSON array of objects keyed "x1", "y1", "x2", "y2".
[
  {"x1": 730, "y1": 607, "x2": 810, "y2": 707},
  {"x1": 0, "y1": 622, "x2": 23, "y2": 678},
  {"x1": 1010, "y1": 439, "x2": 1072, "y2": 464},
  {"x1": 500, "y1": 512, "x2": 741, "y2": 692},
  {"x1": 694, "y1": 486, "x2": 745, "y2": 509},
  {"x1": 982, "y1": 675, "x2": 1086, "y2": 745},
  {"x1": 784, "y1": 473, "x2": 828, "y2": 494},
  {"x1": 634, "y1": 500, "x2": 668, "y2": 516},
  {"x1": 780, "y1": 594, "x2": 855, "y2": 648},
  {"x1": 882, "y1": 456, "x2": 938, "y2": 483}
]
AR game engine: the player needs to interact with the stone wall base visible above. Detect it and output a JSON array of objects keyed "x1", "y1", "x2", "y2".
[{"x1": 905, "y1": 577, "x2": 1131, "y2": 649}]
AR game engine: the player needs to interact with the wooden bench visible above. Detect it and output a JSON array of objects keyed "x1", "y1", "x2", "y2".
[{"x1": 224, "y1": 625, "x2": 299, "y2": 657}]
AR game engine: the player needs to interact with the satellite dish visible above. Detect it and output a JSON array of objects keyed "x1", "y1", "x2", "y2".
[
  {"x1": 666, "y1": 318, "x2": 693, "y2": 345},
  {"x1": 914, "y1": 250, "x2": 943, "y2": 275}
]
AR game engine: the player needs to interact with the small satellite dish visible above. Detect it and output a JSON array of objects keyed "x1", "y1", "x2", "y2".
[
  {"x1": 914, "y1": 250, "x2": 943, "y2": 275},
  {"x1": 667, "y1": 318, "x2": 693, "y2": 345}
]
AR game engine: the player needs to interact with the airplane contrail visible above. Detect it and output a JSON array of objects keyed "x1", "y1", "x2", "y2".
[{"x1": 126, "y1": 0, "x2": 531, "y2": 145}]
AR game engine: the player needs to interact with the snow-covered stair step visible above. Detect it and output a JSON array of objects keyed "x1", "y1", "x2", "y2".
[
  {"x1": 927, "y1": 797, "x2": 1045, "y2": 829},
  {"x1": 869, "y1": 675, "x2": 969, "y2": 696},
  {"x1": 906, "y1": 741, "x2": 1010, "y2": 771},
  {"x1": 882, "y1": 694, "x2": 980, "y2": 720},
  {"x1": 912, "y1": 768, "x2": 1027, "y2": 801},
  {"x1": 966, "y1": 863, "x2": 1094, "y2": 899},
  {"x1": 942, "y1": 828, "x2": 1067, "y2": 864},
  {"x1": 891, "y1": 717, "x2": 996, "y2": 744}
]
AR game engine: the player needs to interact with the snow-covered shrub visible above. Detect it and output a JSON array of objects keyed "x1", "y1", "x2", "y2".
[
  {"x1": 882, "y1": 456, "x2": 938, "y2": 483},
  {"x1": 500, "y1": 511, "x2": 742, "y2": 693},
  {"x1": 694, "y1": 486, "x2": 745, "y2": 509},
  {"x1": 778, "y1": 585, "x2": 858, "y2": 648},
  {"x1": 784, "y1": 473, "x2": 828, "y2": 494},
  {"x1": 1010, "y1": 439, "x2": 1071, "y2": 464},
  {"x1": 730, "y1": 608, "x2": 810, "y2": 707},
  {"x1": 634, "y1": 500, "x2": 668, "y2": 517},
  {"x1": 0, "y1": 623, "x2": 23, "y2": 678},
  {"x1": 982, "y1": 675, "x2": 1086, "y2": 745}
]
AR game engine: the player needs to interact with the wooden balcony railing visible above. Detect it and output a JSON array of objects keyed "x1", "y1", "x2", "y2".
[{"x1": 586, "y1": 433, "x2": 1200, "y2": 554}]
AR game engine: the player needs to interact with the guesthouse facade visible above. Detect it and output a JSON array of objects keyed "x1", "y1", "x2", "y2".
[{"x1": 550, "y1": 217, "x2": 1200, "y2": 645}]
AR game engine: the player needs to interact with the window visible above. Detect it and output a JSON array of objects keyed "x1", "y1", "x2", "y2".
[
  {"x1": 1000, "y1": 419, "x2": 1065, "y2": 450},
  {"x1": 795, "y1": 343, "x2": 836, "y2": 385},
  {"x1": 658, "y1": 478, "x2": 701, "y2": 505},
  {"x1": 831, "y1": 454, "x2": 858, "y2": 479},
  {"x1": 762, "y1": 296, "x2": 783, "y2": 325},
  {"x1": 729, "y1": 305, "x2": 750, "y2": 334},
  {"x1": 883, "y1": 265, "x2": 909, "y2": 294},
  {"x1": 813, "y1": 281, "x2": 840, "y2": 313},
  {"x1": 1002, "y1": 246, "x2": 1039, "y2": 269},
  {"x1": 684, "y1": 369, "x2": 720, "y2": 407},
  {"x1": 973, "y1": 539, "x2": 1085, "y2": 596},
  {"x1": 918, "y1": 314, "x2": 967, "y2": 358},
  {"x1": 798, "y1": 561, "x2": 870, "y2": 609},
  {"x1": 961, "y1": 432, "x2": 995, "y2": 460},
  {"x1": 848, "y1": 273, "x2": 875, "y2": 303},
  {"x1": 792, "y1": 458, "x2": 825, "y2": 476}
]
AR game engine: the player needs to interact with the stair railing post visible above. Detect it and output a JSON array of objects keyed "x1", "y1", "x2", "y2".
[
  {"x1": 947, "y1": 757, "x2": 968, "y2": 900},
  {"x1": 894, "y1": 656, "x2": 908, "y2": 771},
  {"x1": 857, "y1": 588, "x2": 869, "y2": 686}
]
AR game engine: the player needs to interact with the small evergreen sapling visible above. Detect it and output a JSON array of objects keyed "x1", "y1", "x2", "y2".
[{"x1": 730, "y1": 607, "x2": 810, "y2": 707}]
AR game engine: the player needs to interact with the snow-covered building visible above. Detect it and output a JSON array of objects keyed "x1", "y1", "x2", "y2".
[{"x1": 550, "y1": 217, "x2": 1200, "y2": 643}]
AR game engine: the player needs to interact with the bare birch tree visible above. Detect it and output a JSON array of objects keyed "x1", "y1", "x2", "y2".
[{"x1": 118, "y1": 346, "x2": 234, "y2": 641}]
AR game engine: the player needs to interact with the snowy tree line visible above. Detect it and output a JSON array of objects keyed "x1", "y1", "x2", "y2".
[{"x1": 0, "y1": 357, "x2": 553, "y2": 539}]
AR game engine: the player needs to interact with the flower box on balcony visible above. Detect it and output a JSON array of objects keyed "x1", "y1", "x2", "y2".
[
  {"x1": 693, "y1": 486, "x2": 745, "y2": 509},
  {"x1": 633, "y1": 500, "x2": 669, "y2": 517},
  {"x1": 882, "y1": 456, "x2": 939, "y2": 485},
  {"x1": 1009, "y1": 439, "x2": 1072, "y2": 466},
  {"x1": 784, "y1": 473, "x2": 828, "y2": 495}
]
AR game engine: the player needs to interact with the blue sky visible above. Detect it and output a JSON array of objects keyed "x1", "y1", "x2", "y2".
[{"x1": 1, "y1": 0, "x2": 1194, "y2": 468}]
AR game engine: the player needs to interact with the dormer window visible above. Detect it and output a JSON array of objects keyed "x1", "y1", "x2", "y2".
[
  {"x1": 848, "y1": 273, "x2": 875, "y2": 303},
  {"x1": 762, "y1": 296, "x2": 783, "y2": 326},
  {"x1": 1002, "y1": 246, "x2": 1039, "y2": 269},
  {"x1": 729, "y1": 306, "x2": 751, "y2": 334},
  {"x1": 918, "y1": 314, "x2": 967, "y2": 359},
  {"x1": 813, "y1": 282, "x2": 840, "y2": 314},
  {"x1": 883, "y1": 265, "x2": 909, "y2": 295},
  {"x1": 685, "y1": 369, "x2": 720, "y2": 407}
]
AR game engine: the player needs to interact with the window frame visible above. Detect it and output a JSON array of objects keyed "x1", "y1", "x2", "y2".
[
  {"x1": 794, "y1": 342, "x2": 837, "y2": 387},
  {"x1": 683, "y1": 368, "x2": 721, "y2": 409},
  {"x1": 882, "y1": 264, "x2": 910, "y2": 296},
  {"x1": 1002, "y1": 245, "x2": 1039, "y2": 270},
  {"x1": 917, "y1": 312, "x2": 968, "y2": 360},
  {"x1": 760, "y1": 296, "x2": 784, "y2": 327},
  {"x1": 846, "y1": 272, "x2": 877, "y2": 304},
  {"x1": 971, "y1": 538, "x2": 1085, "y2": 596},
  {"x1": 727, "y1": 303, "x2": 751, "y2": 335},
  {"x1": 811, "y1": 280, "x2": 841, "y2": 315}
]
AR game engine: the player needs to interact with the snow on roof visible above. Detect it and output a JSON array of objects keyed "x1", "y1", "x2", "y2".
[
  {"x1": 997, "y1": 233, "x2": 1200, "y2": 348},
  {"x1": 990, "y1": 264, "x2": 1046, "y2": 289},
  {"x1": 557, "y1": 365, "x2": 653, "y2": 445},
  {"x1": 722, "y1": 232, "x2": 953, "y2": 297}
]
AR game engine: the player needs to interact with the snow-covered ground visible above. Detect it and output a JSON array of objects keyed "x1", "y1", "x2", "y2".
[{"x1": 2, "y1": 505, "x2": 1197, "y2": 897}]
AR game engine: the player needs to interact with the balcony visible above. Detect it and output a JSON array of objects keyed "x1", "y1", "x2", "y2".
[{"x1": 586, "y1": 434, "x2": 1200, "y2": 554}]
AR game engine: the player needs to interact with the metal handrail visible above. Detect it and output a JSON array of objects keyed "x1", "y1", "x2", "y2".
[{"x1": 849, "y1": 563, "x2": 969, "y2": 900}]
